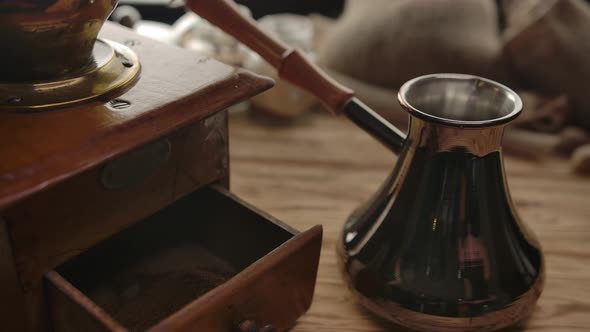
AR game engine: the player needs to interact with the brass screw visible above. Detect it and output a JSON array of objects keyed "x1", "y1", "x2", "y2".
[{"x1": 108, "y1": 99, "x2": 131, "y2": 110}]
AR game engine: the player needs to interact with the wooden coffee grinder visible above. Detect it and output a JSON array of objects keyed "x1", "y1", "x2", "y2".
[{"x1": 0, "y1": 2, "x2": 322, "y2": 331}]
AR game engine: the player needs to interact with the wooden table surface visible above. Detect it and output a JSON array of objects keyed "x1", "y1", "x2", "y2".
[{"x1": 228, "y1": 111, "x2": 590, "y2": 332}]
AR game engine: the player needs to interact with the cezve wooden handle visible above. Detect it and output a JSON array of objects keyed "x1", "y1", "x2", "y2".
[{"x1": 185, "y1": 0, "x2": 354, "y2": 114}]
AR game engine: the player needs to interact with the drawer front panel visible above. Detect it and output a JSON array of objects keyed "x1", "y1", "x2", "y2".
[
  {"x1": 4, "y1": 111, "x2": 228, "y2": 331},
  {"x1": 44, "y1": 186, "x2": 322, "y2": 332},
  {"x1": 151, "y1": 226, "x2": 322, "y2": 332}
]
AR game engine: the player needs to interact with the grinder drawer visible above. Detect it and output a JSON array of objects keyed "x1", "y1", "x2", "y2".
[{"x1": 44, "y1": 185, "x2": 322, "y2": 332}]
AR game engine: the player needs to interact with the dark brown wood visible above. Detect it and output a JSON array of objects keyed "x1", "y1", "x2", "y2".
[
  {"x1": 0, "y1": 218, "x2": 28, "y2": 330},
  {"x1": 4, "y1": 113, "x2": 229, "y2": 332},
  {"x1": 45, "y1": 271, "x2": 127, "y2": 332},
  {"x1": 0, "y1": 22, "x2": 275, "y2": 332},
  {"x1": 186, "y1": 0, "x2": 354, "y2": 114},
  {"x1": 0, "y1": 22, "x2": 273, "y2": 210},
  {"x1": 6, "y1": 114, "x2": 228, "y2": 282},
  {"x1": 44, "y1": 185, "x2": 322, "y2": 332},
  {"x1": 150, "y1": 226, "x2": 322, "y2": 332},
  {"x1": 150, "y1": 188, "x2": 322, "y2": 332},
  {"x1": 0, "y1": 18, "x2": 324, "y2": 332}
]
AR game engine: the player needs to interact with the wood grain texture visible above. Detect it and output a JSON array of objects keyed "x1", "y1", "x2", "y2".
[
  {"x1": 227, "y1": 111, "x2": 590, "y2": 331},
  {"x1": 0, "y1": 22, "x2": 273, "y2": 210},
  {"x1": 45, "y1": 271, "x2": 127, "y2": 332},
  {"x1": 0, "y1": 23, "x2": 273, "y2": 331},
  {"x1": 0, "y1": 218, "x2": 28, "y2": 330},
  {"x1": 4, "y1": 114, "x2": 230, "y2": 332},
  {"x1": 6, "y1": 114, "x2": 228, "y2": 285},
  {"x1": 43, "y1": 185, "x2": 321, "y2": 332}
]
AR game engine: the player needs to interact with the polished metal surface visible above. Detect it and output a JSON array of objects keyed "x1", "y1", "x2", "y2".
[
  {"x1": 0, "y1": 0, "x2": 142, "y2": 111},
  {"x1": 0, "y1": 0, "x2": 120, "y2": 81},
  {"x1": 399, "y1": 74, "x2": 522, "y2": 127},
  {"x1": 340, "y1": 74, "x2": 544, "y2": 332},
  {"x1": 0, "y1": 39, "x2": 141, "y2": 112}
]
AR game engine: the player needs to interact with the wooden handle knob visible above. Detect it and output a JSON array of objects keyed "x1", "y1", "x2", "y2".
[
  {"x1": 279, "y1": 49, "x2": 354, "y2": 114},
  {"x1": 185, "y1": 0, "x2": 354, "y2": 113}
]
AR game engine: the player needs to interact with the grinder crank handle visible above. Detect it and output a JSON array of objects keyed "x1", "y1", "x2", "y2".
[{"x1": 185, "y1": 0, "x2": 407, "y2": 152}]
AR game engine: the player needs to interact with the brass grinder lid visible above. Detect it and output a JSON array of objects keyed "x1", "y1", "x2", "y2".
[{"x1": 0, "y1": 39, "x2": 140, "y2": 112}]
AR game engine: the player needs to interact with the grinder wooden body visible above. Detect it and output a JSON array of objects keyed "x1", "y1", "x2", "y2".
[{"x1": 0, "y1": 24, "x2": 321, "y2": 332}]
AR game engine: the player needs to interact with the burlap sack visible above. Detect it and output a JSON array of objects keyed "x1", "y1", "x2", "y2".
[
  {"x1": 317, "y1": 0, "x2": 512, "y2": 90},
  {"x1": 503, "y1": 0, "x2": 590, "y2": 129}
]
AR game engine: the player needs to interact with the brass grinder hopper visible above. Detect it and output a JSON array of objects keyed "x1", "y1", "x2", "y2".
[{"x1": 0, "y1": 0, "x2": 140, "y2": 111}]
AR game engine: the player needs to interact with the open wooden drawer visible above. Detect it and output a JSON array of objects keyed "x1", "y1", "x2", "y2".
[{"x1": 44, "y1": 185, "x2": 322, "y2": 332}]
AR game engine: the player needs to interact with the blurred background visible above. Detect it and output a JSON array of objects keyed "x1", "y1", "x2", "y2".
[{"x1": 110, "y1": 0, "x2": 590, "y2": 174}]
